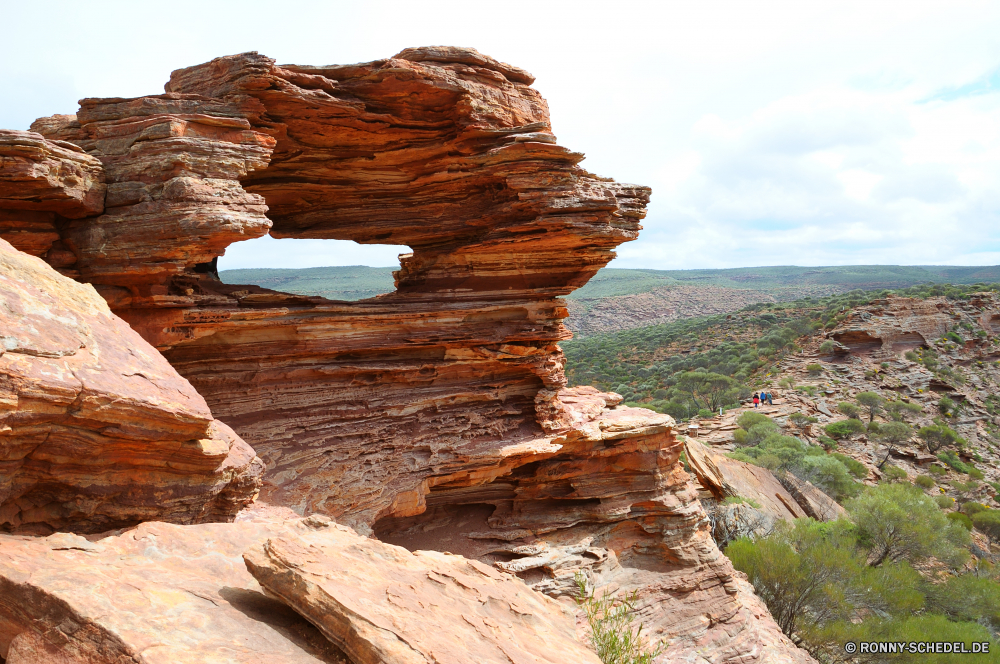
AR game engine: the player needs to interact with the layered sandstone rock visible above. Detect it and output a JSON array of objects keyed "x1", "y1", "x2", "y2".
[
  {"x1": 0, "y1": 129, "x2": 105, "y2": 273},
  {"x1": 0, "y1": 239, "x2": 262, "y2": 533},
  {"x1": 0, "y1": 511, "x2": 349, "y2": 663},
  {"x1": 244, "y1": 514, "x2": 601, "y2": 664},
  {"x1": 13, "y1": 48, "x2": 814, "y2": 662}
]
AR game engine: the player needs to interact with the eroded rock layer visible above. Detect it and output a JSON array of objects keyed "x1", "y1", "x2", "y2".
[
  {"x1": 0, "y1": 239, "x2": 262, "y2": 533},
  {"x1": 11, "y1": 48, "x2": 814, "y2": 662}
]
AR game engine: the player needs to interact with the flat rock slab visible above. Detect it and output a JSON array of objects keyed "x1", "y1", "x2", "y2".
[
  {"x1": 0, "y1": 511, "x2": 347, "y2": 663},
  {"x1": 243, "y1": 514, "x2": 601, "y2": 664}
]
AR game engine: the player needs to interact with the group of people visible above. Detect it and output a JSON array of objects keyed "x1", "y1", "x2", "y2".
[{"x1": 752, "y1": 392, "x2": 773, "y2": 408}]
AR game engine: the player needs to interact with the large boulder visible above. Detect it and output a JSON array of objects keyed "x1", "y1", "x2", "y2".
[{"x1": 0, "y1": 239, "x2": 262, "y2": 533}]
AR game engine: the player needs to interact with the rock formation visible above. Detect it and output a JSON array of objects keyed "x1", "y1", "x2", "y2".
[
  {"x1": 244, "y1": 514, "x2": 601, "y2": 664},
  {"x1": 0, "y1": 238, "x2": 262, "y2": 533},
  {"x1": 0, "y1": 47, "x2": 816, "y2": 662}
]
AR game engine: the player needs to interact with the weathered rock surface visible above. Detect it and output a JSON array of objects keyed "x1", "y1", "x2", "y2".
[
  {"x1": 0, "y1": 510, "x2": 349, "y2": 663},
  {"x1": 780, "y1": 473, "x2": 847, "y2": 521},
  {"x1": 0, "y1": 239, "x2": 262, "y2": 533},
  {"x1": 0, "y1": 129, "x2": 105, "y2": 272},
  {"x1": 244, "y1": 513, "x2": 601, "y2": 664},
  {"x1": 685, "y1": 438, "x2": 811, "y2": 522},
  {"x1": 11, "y1": 48, "x2": 815, "y2": 663}
]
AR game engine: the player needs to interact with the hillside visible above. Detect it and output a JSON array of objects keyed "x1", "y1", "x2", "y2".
[{"x1": 223, "y1": 264, "x2": 1000, "y2": 338}]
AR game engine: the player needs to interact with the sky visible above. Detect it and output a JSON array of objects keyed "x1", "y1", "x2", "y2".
[{"x1": 3, "y1": 0, "x2": 999, "y2": 271}]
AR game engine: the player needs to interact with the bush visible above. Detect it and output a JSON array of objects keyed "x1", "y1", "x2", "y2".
[
  {"x1": 972, "y1": 510, "x2": 1000, "y2": 544},
  {"x1": 847, "y1": 483, "x2": 970, "y2": 568},
  {"x1": 817, "y1": 435, "x2": 838, "y2": 451},
  {"x1": 796, "y1": 455, "x2": 862, "y2": 501},
  {"x1": 805, "y1": 363, "x2": 823, "y2": 374},
  {"x1": 904, "y1": 350, "x2": 918, "y2": 361},
  {"x1": 947, "y1": 511, "x2": 973, "y2": 530},
  {"x1": 935, "y1": 495, "x2": 955, "y2": 509},
  {"x1": 919, "y1": 424, "x2": 964, "y2": 453},
  {"x1": 789, "y1": 412, "x2": 818, "y2": 426},
  {"x1": 824, "y1": 419, "x2": 866, "y2": 440},
  {"x1": 915, "y1": 475, "x2": 935, "y2": 489},
  {"x1": 856, "y1": 391, "x2": 885, "y2": 422},
  {"x1": 697, "y1": 408, "x2": 714, "y2": 418},
  {"x1": 881, "y1": 466, "x2": 908, "y2": 483},
  {"x1": 968, "y1": 467, "x2": 984, "y2": 480},
  {"x1": 939, "y1": 396, "x2": 956, "y2": 417},
  {"x1": 575, "y1": 573, "x2": 664, "y2": 664},
  {"x1": 961, "y1": 502, "x2": 988, "y2": 516},
  {"x1": 938, "y1": 450, "x2": 971, "y2": 473},
  {"x1": 837, "y1": 402, "x2": 861, "y2": 419},
  {"x1": 928, "y1": 464, "x2": 947, "y2": 476},
  {"x1": 818, "y1": 340, "x2": 835, "y2": 353},
  {"x1": 885, "y1": 399, "x2": 923, "y2": 422},
  {"x1": 832, "y1": 453, "x2": 868, "y2": 479}
]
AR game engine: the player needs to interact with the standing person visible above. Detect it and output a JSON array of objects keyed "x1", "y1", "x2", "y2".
[
  {"x1": 767, "y1": 392, "x2": 773, "y2": 406},
  {"x1": 753, "y1": 393, "x2": 760, "y2": 409}
]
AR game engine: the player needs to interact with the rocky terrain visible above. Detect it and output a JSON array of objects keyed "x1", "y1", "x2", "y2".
[{"x1": 0, "y1": 48, "x2": 813, "y2": 663}]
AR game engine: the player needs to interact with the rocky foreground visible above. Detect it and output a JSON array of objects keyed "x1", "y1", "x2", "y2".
[{"x1": 0, "y1": 48, "x2": 813, "y2": 662}]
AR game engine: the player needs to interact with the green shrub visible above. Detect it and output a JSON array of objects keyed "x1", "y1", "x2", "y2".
[
  {"x1": 789, "y1": 412, "x2": 818, "y2": 426},
  {"x1": 935, "y1": 495, "x2": 955, "y2": 509},
  {"x1": 961, "y1": 502, "x2": 988, "y2": 516},
  {"x1": 972, "y1": 510, "x2": 1000, "y2": 543},
  {"x1": 928, "y1": 464, "x2": 947, "y2": 476},
  {"x1": 697, "y1": 408, "x2": 714, "y2": 418},
  {"x1": 968, "y1": 467, "x2": 984, "y2": 480},
  {"x1": 818, "y1": 340, "x2": 835, "y2": 353},
  {"x1": 796, "y1": 455, "x2": 862, "y2": 501},
  {"x1": 947, "y1": 511, "x2": 973, "y2": 530},
  {"x1": 882, "y1": 466, "x2": 908, "y2": 482},
  {"x1": 938, "y1": 450, "x2": 971, "y2": 473},
  {"x1": 848, "y1": 483, "x2": 970, "y2": 568},
  {"x1": 919, "y1": 424, "x2": 965, "y2": 453},
  {"x1": 722, "y1": 496, "x2": 762, "y2": 509},
  {"x1": 824, "y1": 419, "x2": 866, "y2": 439},
  {"x1": 805, "y1": 363, "x2": 823, "y2": 374},
  {"x1": 837, "y1": 402, "x2": 861, "y2": 419},
  {"x1": 832, "y1": 453, "x2": 868, "y2": 479},
  {"x1": 817, "y1": 435, "x2": 838, "y2": 451},
  {"x1": 945, "y1": 331, "x2": 964, "y2": 344},
  {"x1": 904, "y1": 350, "x2": 918, "y2": 361},
  {"x1": 856, "y1": 391, "x2": 885, "y2": 422},
  {"x1": 939, "y1": 396, "x2": 956, "y2": 417},
  {"x1": 885, "y1": 399, "x2": 923, "y2": 422},
  {"x1": 915, "y1": 475, "x2": 935, "y2": 489},
  {"x1": 575, "y1": 573, "x2": 664, "y2": 664}
]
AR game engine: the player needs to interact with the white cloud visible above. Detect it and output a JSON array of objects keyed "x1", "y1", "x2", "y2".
[{"x1": 2, "y1": 0, "x2": 999, "y2": 269}]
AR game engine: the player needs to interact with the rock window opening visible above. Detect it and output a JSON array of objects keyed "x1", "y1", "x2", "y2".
[{"x1": 215, "y1": 235, "x2": 411, "y2": 302}]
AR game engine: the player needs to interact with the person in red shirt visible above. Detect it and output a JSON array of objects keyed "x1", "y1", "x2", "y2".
[{"x1": 752, "y1": 393, "x2": 760, "y2": 409}]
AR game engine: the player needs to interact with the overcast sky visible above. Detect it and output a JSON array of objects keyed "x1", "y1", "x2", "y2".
[{"x1": 4, "y1": 0, "x2": 999, "y2": 271}]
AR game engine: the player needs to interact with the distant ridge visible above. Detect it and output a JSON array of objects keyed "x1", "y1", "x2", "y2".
[{"x1": 220, "y1": 264, "x2": 1000, "y2": 304}]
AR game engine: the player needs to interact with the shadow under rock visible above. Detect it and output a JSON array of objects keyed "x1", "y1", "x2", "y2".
[{"x1": 218, "y1": 587, "x2": 350, "y2": 663}]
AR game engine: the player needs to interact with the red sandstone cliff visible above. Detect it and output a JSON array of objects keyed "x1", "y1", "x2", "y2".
[{"x1": 0, "y1": 48, "x2": 815, "y2": 663}]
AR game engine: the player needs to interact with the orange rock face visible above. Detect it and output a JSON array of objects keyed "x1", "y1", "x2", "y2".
[
  {"x1": 5, "y1": 48, "x2": 815, "y2": 662},
  {"x1": 0, "y1": 239, "x2": 262, "y2": 533}
]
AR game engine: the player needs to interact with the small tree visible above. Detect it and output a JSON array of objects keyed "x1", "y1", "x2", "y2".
[
  {"x1": 675, "y1": 372, "x2": 738, "y2": 412},
  {"x1": 885, "y1": 400, "x2": 922, "y2": 422},
  {"x1": 847, "y1": 483, "x2": 970, "y2": 568},
  {"x1": 837, "y1": 402, "x2": 862, "y2": 420},
  {"x1": 855, "y1": 391, "x2": 885, "y2": 422},
  {"x1": 575, "y1": 573, "x2": 664, "y2": 664},
  {"x1": 872, "y1": 421, "x2": 913, "y2": 470},
  {"x1": 824, "y1": 419, "x2": 865, "y2": 440},
  {"x1": 918, "y1": 424, "x2": 963, "y2": 453}
]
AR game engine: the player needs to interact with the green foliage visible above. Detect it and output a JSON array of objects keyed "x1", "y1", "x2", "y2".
[
  {"x1": 574, "y1": 573, "x2": 664, "y2": 664},
  {"x1": 817, "y1": 435, "x2": 838, "y2": 451},
  {"x1": 797, "y1": 455, "x2": 864, "y2": 501},
  {"x1": 945, "y1": 330, "x2": 965, "y2": 344},
  {"x1": 961, "y1": 502, "x2": 988, "y2": 516},
  {"x1": 924, "y1": 574, "x2": 1000, "y2": 633},
  {"x1": 723, "y1": 496, "x2": 762, "y2": 509},
  {"x1": 947, "y1": 511, "x2": 973, "y2": 530},
  {"x1": 847, "y1": 483, "x2": 970, "y2": 568},
  {"x1": 885, "y1": 399, "x2": 923, "y2": 422},
  {"x1": 856, "y1": 391, "x2": 885, "y2": 422},
  {"x1": 915, "y1": 475, "x2": 935, "y2": 489},
  {"x1": 936, "y1": 495, "x2": 955, "y2": 509},
  {"x1": 972, "y1": 510, "x2": 1000, "y2": 544},
  {"x1": 674, "y1": 371, "x2": 740, "y2": 411},
  {"x1": 832, "y1": 453, "x2": 868, "y2": 479},
  {"x1": 904, "y1": 350, "x2": 919, "y2": 361},
  {"x1": 968, "y1": 467, "x2": 985, "y2": 480},
  {"x1": 882, "y1": 465, "x2": 908, "y2": 483},
  {"x1": 696, "y1": 408, "x2": 714, "y2": 418},
  {"x1": 938, "y1": 450, "x2": 971, "y2": 473},
  {"x1": 872, "y1": 421, "x2": 913, "y2": 446},
  {"x1": 818, "y1": 340, "x2": 835, "y2": 353},
  {"x1": 929, "y1": 464, "x2": 947, "y2": 476},
  {"x1": 789, "y1": 412, "x2": 818, "y2": 426},
  {"x1": 837, "y1": 402, "x2": 861, "y2": 419},
  {"x1": 824, "y1": 419, "x2": 866, "y2": 439},
  {"x1": 819, "y1": 614, "x2": 996, "y2": 663},
  {"x1": 939, "y1": 396, "x2": 957, "y2": 417},
  {"x1": 920, "y1": 425, "x2": 965, "y2": 453},
  {"x1": 805, "y1": 363, "x2": 823, "y2": 374}
]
